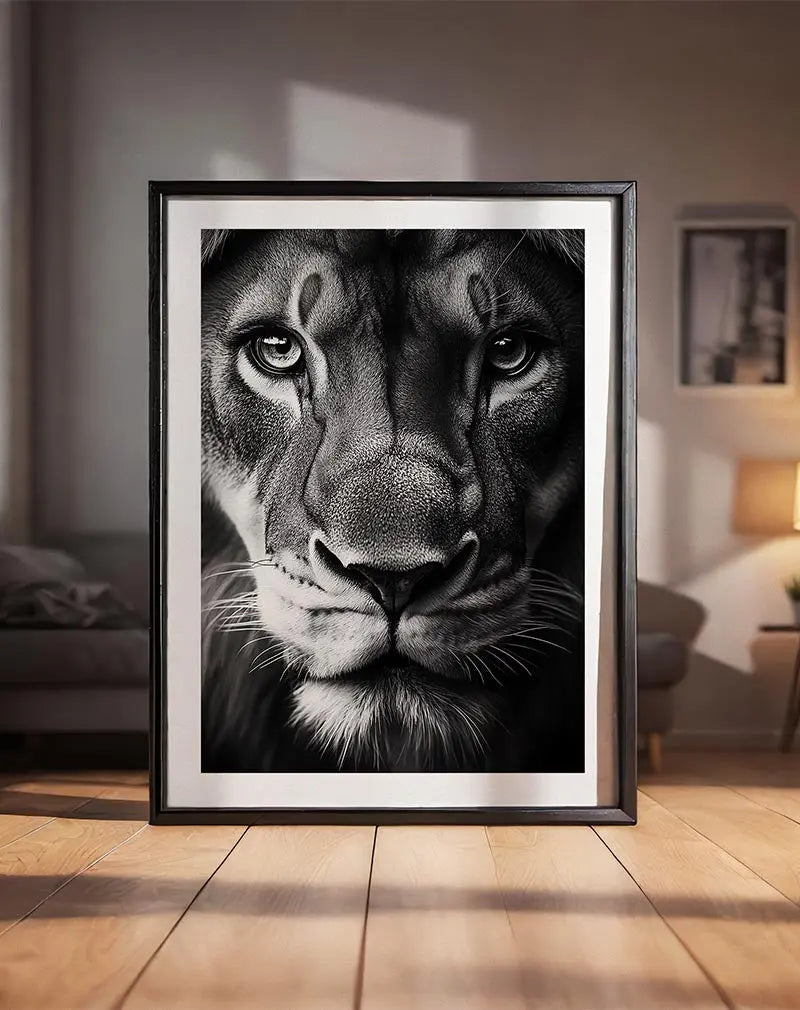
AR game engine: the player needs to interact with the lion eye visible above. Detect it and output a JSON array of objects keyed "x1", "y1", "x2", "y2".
[
  {"x1": 248, "y1": 331, "x2": 304, "y2": 375},
  {"x1": 485, "y1": 333, "x2": 536, "y2": 376}
]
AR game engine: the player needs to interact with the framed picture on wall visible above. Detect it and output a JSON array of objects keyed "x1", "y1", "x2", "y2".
[
  {"x1": 149, "y1": 181, "x2": 637, "y2": 825},
  {"x1": 677, "y1": 218, "x2": 796, "y2": 392}
]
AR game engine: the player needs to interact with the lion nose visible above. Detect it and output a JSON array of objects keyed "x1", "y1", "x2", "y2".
[
  {"x1": 310, "y1": 534, "x2": 479, "y2": 615},
  {"x1": 349, "y1": 562, "x2": 442, "y2": 615}
]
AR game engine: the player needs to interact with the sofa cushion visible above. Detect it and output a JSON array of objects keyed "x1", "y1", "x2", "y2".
[
  {"x1": 0, "y1": 687, "x2": 148, "y2": 733},
  {"x1": 46, "y1": 534, "x2": 149, "y2": 622},
  {"x1": 638, "y1": 685, "x2": 675, "y2": 734},
  {"x1": 0, "y1": 629, "x2": 148, "y2": 687},
  {"x1": 638, "y1": 632, "x2": 689, "y2": 689},
  {"x1": 0, "y1": 546, "x2": 87, "y2": 586},
  {"x1": 0, "y1": 580, "x2": 143, "y2": 629},
  {"x1": 638, "y1": 582, "x2": 706, "y2": 644}
]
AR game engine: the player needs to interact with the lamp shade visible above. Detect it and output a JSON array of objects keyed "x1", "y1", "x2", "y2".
[{"x1": 733, "y1": 458, "x2": 800, "y2": 536}]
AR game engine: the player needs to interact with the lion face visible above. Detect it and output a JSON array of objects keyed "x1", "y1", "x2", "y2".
[{"x1": 201, "y1": 229, "x2": 584, "y2": 770}]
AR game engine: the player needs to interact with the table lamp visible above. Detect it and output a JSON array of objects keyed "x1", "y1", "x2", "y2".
[
  {"x1": 732, "y1": 458, "x2": 800, "y2": 536},
  {"x1": 734, "y1": 458, "x2": 800, "y2": 753}
]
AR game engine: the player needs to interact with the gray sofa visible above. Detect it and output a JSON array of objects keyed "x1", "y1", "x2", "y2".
[
  {"x1": 637, "y1": 581, "x2": 707, "y2": 770},
  {"x1": 0, "y1": 535, "x2": 149, "y2": 736},
  {"x1": 0, "y1": 541, "x2": 702, "y2": 772}
]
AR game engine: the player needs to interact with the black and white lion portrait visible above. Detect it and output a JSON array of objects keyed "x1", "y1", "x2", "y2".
[{"x1": 200, "y1": 228, "x2": 585, "y2": 774}]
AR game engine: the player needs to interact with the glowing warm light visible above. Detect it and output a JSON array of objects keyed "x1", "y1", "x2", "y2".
[
  {"x1": 733, "y1": 458, "x2": 800, "y2": 536},
  {"x1": 794, "y1": 463, "x2": 800, "y2": 532}
]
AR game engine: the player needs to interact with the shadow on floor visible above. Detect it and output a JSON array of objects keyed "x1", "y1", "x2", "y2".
[{"x1": 0, "y1": 873, "x2": 796, "y2": 923}]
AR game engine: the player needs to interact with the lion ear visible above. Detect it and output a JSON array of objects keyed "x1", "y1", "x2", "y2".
[
  {"x1": 201, "y1": 229, "x2": 232, "y2": 267},
  {"x1": 524, "y1": 229, "x2": 585, "y2": 272}
]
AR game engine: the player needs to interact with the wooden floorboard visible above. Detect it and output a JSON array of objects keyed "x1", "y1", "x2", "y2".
[
  {"x1": 122, "y1": 825, "x2": 375, "y2": 1010},
  {"x1": 488, "y1": 824, "x2": 725, "y2": 1009},
  {"x1": 359, "y1": 825, "x2": 527, "y2": 1010},
  {"x1": 641, "y1": 752, "x2": 800, "y2": 824},
  {"x1": 2, "y1": 759, "x2": 800, "y2": 1010},
  {"x1": 0, "y1": 784, "x2": 148, "y2": 935},
  {"x1": 727, "y1": 783, "x2": 800, "y2": 825},
  {"x1": 0, "y1": 821, "x2": 244, "y2": 1010},
  {"x1": 0, "y1": 775, "x2": 122, "y2": 848},
  {"x1": 597, "y1": 791, "x2": 800, "y2": 1010},
  {"x1": 641, "y1": 781, "x2": 800, "y2": 907}
]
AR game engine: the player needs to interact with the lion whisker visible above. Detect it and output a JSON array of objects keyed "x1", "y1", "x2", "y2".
[
  {"x1": 526, "y1": 579, "x2": 581, "y2": 593},
  {"x1": 526, "y1": 590, "x2": 582, "y2": 611},
  {"x1": 470, "y1": 650, "x2": 503, "y2": 687},
  {"x1": 204, "y1": 602, "x2": 259, "y2": 632},
  {"x1": 460, "y1": 651, "x2": 484, "y2": 685},
  {"x1": 509, "y1": 621, "x2": 564, "y2": 636},
  {"x1": 482, "y1": 647, "x2": 518, "y2": 679},
  {"x1": 213, "y1": 619, "x2": 263, "y2": 632},
  {"x1": 205, "y1": 610, "x2": 253, "y2": 632},
  {"x1": 526, "y1": 574, "x2": 582, "y2": 598},
  {"x1": 203, "y1": 593, "x2": 259, "y2": 613},
  {"x1": 250, "y1": 645, "x2": 293, "y2": 674},
  {"x1": 248, "y1": 642, "x2": 286, "y2": 665},
  {"x1": 202, "y1": 570, "x2": 252, "y2": 582},
  {"x1": 470, "y1": 653, "x2": 492, "y2": 686},
  {"x1": 486, "y1": 643, "x2": 532, "y2": 677},
  {"x1": 445, "y1": 647, "x2": 468, "y2": 680},
  {"x1": 202, "y1": 557, "x2": 278, "y2": 583},
  {"x1": 507, "y1": 635, "x2": 570, "y2": 655},
  {"x1": 527, "y1": 600, "x2": 581, "y2": 623},
  {"x1": 236, "y1": 634, "x2": 276, "y2": 657}
]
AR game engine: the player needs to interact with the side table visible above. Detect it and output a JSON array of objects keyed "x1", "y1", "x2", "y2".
[{"x1": 759, "y1": 625, "x2": 800, "y2": 752}]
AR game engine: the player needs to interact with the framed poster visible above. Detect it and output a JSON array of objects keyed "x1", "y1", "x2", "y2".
[
  {"x1": 677, "y1": 218, "x2": 795, "y2": 392},
  {"x1": 150, "y1": 182, "x2": 637, "y2": 824}
]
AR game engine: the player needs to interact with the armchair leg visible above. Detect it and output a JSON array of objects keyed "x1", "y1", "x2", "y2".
[{"x1": 647, "y1": 732, "x2": 662, "y2": 773}]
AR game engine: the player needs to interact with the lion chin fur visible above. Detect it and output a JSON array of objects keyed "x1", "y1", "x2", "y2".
[{"x1": 290, "y1": 674, "x2": 498, "y2": 772}]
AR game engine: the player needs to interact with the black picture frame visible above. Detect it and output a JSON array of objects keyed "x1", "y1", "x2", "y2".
[{"x1": 149, "y1": 181, "x2": 637, "y2": 826}]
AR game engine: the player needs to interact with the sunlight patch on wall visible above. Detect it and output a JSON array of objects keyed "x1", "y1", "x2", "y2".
[
  {"x1": 680, "y1": 536, "x2": 800, "y2": 672},
  {"x1": 686, "y1": 447, "x2": 736, "y2": 575},
  {"x1": 209, "y1": 151, "x2": 265, "y2": 180},
  {"x1": 287, "y1": 81, "x2": 473, "y2": 180},
  {"x1": 637, "y1": 418, "x2": 667, "y2": 583}
]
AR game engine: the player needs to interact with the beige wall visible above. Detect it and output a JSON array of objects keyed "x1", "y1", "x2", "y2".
[{"x1": 30, "y1": 0, "x2": 800, "y2": 739}]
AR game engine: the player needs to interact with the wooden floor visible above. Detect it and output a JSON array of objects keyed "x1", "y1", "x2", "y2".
[{"x1": 0, "y1": 754, "x2": 799, "y2": 1010}]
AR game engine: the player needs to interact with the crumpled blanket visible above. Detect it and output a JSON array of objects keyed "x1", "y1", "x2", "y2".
[{"x1": 0, "y1": 579, "x2": 144, "y2": 629}]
